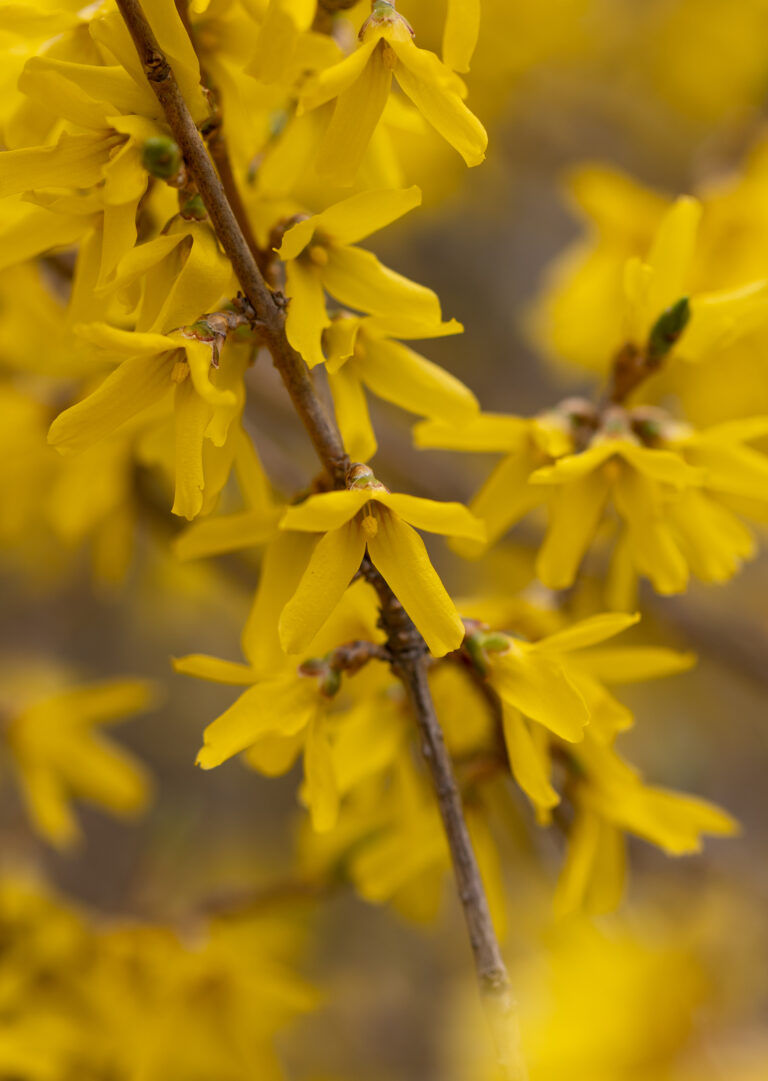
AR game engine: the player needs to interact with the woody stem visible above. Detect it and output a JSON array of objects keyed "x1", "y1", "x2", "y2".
[{"x1": 116, "y1": 2, "x2": 525, "y2": 1073}]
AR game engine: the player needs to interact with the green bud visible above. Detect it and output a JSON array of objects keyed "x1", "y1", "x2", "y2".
[
  {"x1": 646, "y1": 297, "x2": 690, "y2": 361},
  {"x1": 181, "y1": 194, "x2": 206, "y2": 220},
  {"x1": 464, "y1": 633, "x2": 490, "y2": 676},
  {"x1": 299, "y1": 657, "x2": 327, "y2": 676},
  {"x1": 141, "y1": 136, "x2": 182, "y2": 180},
  {"x1": 320, "y1": 668, "x2": 342, "y2": 698},
  {"x1": 479, "y1": 632, "x2": 510, "y2": 654}
]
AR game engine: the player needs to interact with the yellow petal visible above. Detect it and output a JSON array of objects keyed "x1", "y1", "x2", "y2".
[
  {"x1": 28, "y1": 680, "x2": 156, "y2": 728},
  {"x1": 552, "y1": 804, "x2": 601, "y2": 917},
  {"x1": 391, "y1": 40, "x2": 487, "y2": 166},
  {"x1": 643, "y1": 196, "x2": 701, "y2": 328},
  {"x1": 376, "y1": 491, "x2": 485, "y2": 541},
  {"x1": 364, "y1": 310, "x2": 463, "y2": 340},
  {"x1": 0, "y1": 203, "x2": 87, "y2": 272},
  {"x1": 145, "y1": 226, "x2": 234, "y2": 334},
  {"x1": 279, "y1": 521, "x2": 367, "y2": 654},
  {"x1": 442, "y1": 0, "x2": 481, "y2": 72},
  {"x1": 243, "y1": 730, "x2": 304, "y2": 776},
  {"x1": 242, "y1": 532, "x2": 318, "y2": 674},
  {"x1": 316, "y1": 46, "x2": 392, "y2": 183},
  {"x1": 284, "y1": 259, "x2": 330, "y2": 368},
  {"x1": 303, "y1": 717, "x2": 339, "y2": 831},
  {"x1": 175, "y1": 509, "x2": 279, "y2": 561},
  {"x1": 366, "y1": 511, "x2": 464, "y2": 656},
  {"x1": 299, "y1": 38, "x2": 379, "y2": 111},
  {"x1": 0, "y1": 132, "x2": 118, "y2": 199},
  {"x1": 457, "y1": 449, "x2": 546, "y2": 557},
  {"x1": 75, "y1": 323, "x2": 174, "y2": 357},
  {"x1": 172, "y1": 654, "x2": 258, "y2": 685},
  {"x1": 616, "y1": 443, "x2": 702, "y2": 488},
  {"x1": 19, "y1": 56, "x2": 113, "y2": 129},
  {"x1": 22, "y1": 57, "x2": 156, "y2": 117},
  {"x1": 358, "y1": 336, "x2": 478, "y2": 423},
  {"x1": 501, "y1": 704, "x2": 559, "y2": 809},
  {"x1": 573, "y1": 647, "x2": 696, "y2": 684},
  {"x1": 668, "y1": 491, "x2": 754, "y2": 583},
  {"x1": 414, "y1": 413, "x2": 531, "y2": 451},
  {"x1": 15, "y1": 765, "x2": 80, "y2": 849},
  {"x1": 48, "y1": 353, "x2": 173, "y2": 453},
  {"x1": 681, "y1": 280, "x2": 768, "y2": 361},
  {"x1": 328, "y1": 365, "x2": 377, "y2": 462},
  {"x1": 592, "y1": 783, "x2": 738, "y2": 855},
  {"x1": 196, "y1": 677, "x2": 319, "y2": 768},
  {"x1": 533, "y1": 612, "x2": 640, "y2": 655},
  {"x1": 172, "y1": 377, "x2": 211, "y2": 520},
  {"x1": 613, "y1": 470, "x2": 689, "y2": 594},
  {"x1": 313, "y1": 185, "x2": 421, "y2": 247},
  {"x1": 323, "y1": 244, "x2": 442, "y2": 322},
  {"x1": 280, "y1": 489, "x2": 370, "y2": 531},
  {"x1": 536, "y1": 471, "x2": 611, "y2": 590},
  {"x1": 60, "y1": 735, "x2": 151, "y2": 817},
  {"x1": 490, "y1": 648, "x2": 589, "y2": 741},
  {"x1": 179, "y1": 337, "x2": 237, "y2": 408}
]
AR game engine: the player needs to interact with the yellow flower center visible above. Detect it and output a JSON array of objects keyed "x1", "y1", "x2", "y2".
[
  {"x1": 171, "y1": 358, "x2": 190, "y2": 384},
  {"x1": 361, "y1": 512, "x2": 379, "y2": 539},
  {"x1": 308, "y1": 244, "x2": 329, "y2": 267},
  {"x1": 380, "y1": 40, "x2": 398, "y2": 70}
]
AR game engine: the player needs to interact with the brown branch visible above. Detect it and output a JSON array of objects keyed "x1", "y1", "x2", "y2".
[
  {"x1": 173, "y1": 0, "x2": 272, "y2": 279},
  {"x1": 116, "y1": 3, "x2": 524, "y2": 1073},
  {"x1": 363, "y1": 561, "x2": 527, "y2": 1077},
  {"x1": 116, "y1": 0, "x2": 348, "y2": 485}
]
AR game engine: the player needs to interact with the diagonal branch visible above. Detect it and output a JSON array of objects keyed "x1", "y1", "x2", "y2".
[{"x1": 115, "y1": 2, "x2": 526, "y2": 1074}]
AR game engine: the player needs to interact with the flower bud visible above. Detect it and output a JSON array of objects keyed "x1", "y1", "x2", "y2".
[
  {"x1": 647, "y1": 297, "x2": 690, "y2": 361},
  {"x1": 141, "y1": 136, "x2": 182, "y2": 180}
]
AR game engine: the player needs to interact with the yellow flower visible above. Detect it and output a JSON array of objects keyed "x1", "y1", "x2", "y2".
[
  {"x1": 48, "y1": 309, "x2": 246, "y2": 521},
  {"x1": 279, "y1": 185, "x2": 448, "y2": 368},
  {"x1": 442, "y1": 0, "x2": 481, "y2": 73},
  {"x1": 278, "y1": 465, "x2": 485, "y2": 656},
  {"x1": 529, "y1": 177, "x2": 768, "y2": 380},
  {"x1": 414, "y1": 406, "x2": 574, "y2": 554},
  {"x1": 0, "y1": 0, "x2": 209, "y2": 281},
  {"x1": 531, "y1": 409, "x2": 768, "y2": 597},
  {"x1": 323, "y1": 308, "x2": 475, "y2": 461},
  {"x1": 178, "y1": 585, "x2": 389, "y2": 832},
  {"x1": 554, "y1": 732, "x2": 738, "y2": 916},
  {"x1": 4, "y1": 675, "x2": 155, "y2": 848},
  {"x1": 298, "y1": 0, "x2": 487, "y2": 181}
]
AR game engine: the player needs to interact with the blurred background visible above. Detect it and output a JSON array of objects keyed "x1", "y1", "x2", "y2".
[{"x1": 2, "y1": 1, "x2": 768, "y2": 1078}]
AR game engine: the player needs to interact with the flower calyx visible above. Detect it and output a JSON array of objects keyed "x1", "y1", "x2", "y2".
[
  {"x1": 359, "y1": 0, "x2": 414, "y2": 43},
  {"x1": 610, "y1": 295, "x2": 691, "y2": 403},
  {"x1": 345, "y1": 463, "x2": 388, "y2": 493},
  {"x1": 300, "y1": 639, "x2": 390, "y2": 697},
  {"x1": 463, "y1": 628, "x2": 512, "y2": 676}
]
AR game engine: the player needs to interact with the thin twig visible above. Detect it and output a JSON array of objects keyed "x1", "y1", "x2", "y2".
[
  {"x1": 173, "y1": 0, "x2": 272, "y2": 278},
  {"x1": 115, "y1": 3, "x2": 525, "y2": 1072},
  {"x1": 117, "y1": 0, "x2": 347, "y2": 485}
]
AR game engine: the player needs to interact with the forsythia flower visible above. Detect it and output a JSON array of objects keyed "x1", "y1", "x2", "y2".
[
  {"x1": 530, "y1": 179, "x2": 768, "y2": 380},
  {"x1": 178, "y1": 584, "x2": 390, "y2": 832},
  {"x1": 298, "y1": 0, "x2": 488, "y2": 181},
  {"x1": 279, "y1": 185, "x2": 448, "y2": 368},
  {"x1": 554, "y1": 731, "x2": 738, "y2": 916},
  {"x1": 48, "y1": 315, "x2": 247, "y2": 520},
  {"x1": 530, "y1": 408, "x2": 768, "y2": 596},
  {"x1": 419, "y1": 398, "x2": 768, "y2": 600},
  {"x1": 3, "y1": 675, "x2": 155, "y2": 847},
  {"x1": 323, "y1": 309, "x2": 476, "y2": 461},
  {"x1": 414, "y1": 408, "x2": 574, "y2": 554},
  {"x1": 278, "y1": 465, "x2": 485, "y2": 656}
]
